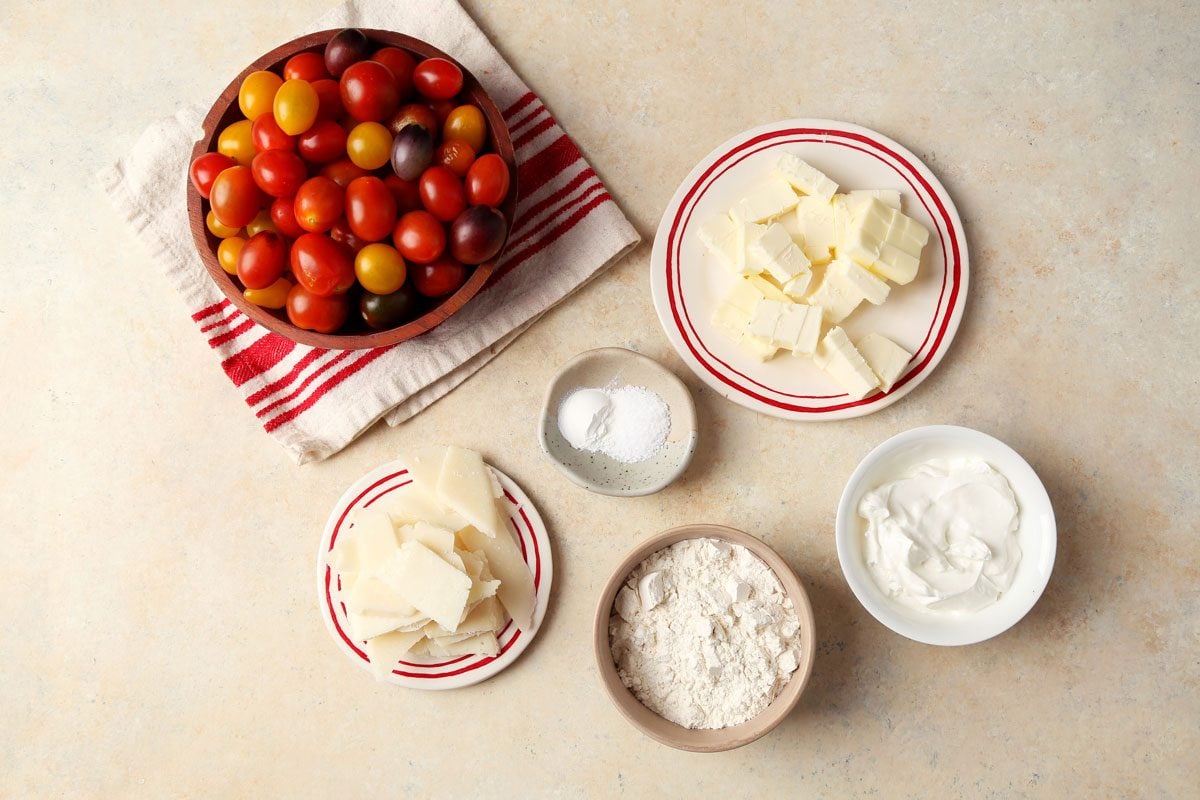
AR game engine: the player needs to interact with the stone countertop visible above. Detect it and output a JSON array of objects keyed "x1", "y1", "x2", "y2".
[{"x1": 2, "y1": 0, "x2": 1197, "y2": 796}]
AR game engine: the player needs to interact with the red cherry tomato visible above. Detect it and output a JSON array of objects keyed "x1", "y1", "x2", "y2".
[
  {"x1": 340, "y1": 60, "x2": 400, "y2": 122},
  {"x1": 388, "y1": 103, "x2": 438, "y2": 136},
  {"x1": 371, "y1": 47, "x2": 416, "y2": 100},
  {"x1": 236, "y1": 231, "x2": 288, "y2": 289},
  {"x1": 411, "y1": 256, "x2": 468, "y2": 298},
  {"x1": 189, "y1": 152, "x2": 236, "y2": 199},
  {"x1": 311, "y1": 78, "x2": 344, "y2": 121},
  {"x1": 465, "y1": 154, "x2": 510, "y2": 207},
  {"x1": 290, "y1": 233, "x2": 356, "y2": 296},
  {"x1": 435, "y1": 140, "x2": 476, "y2": 176},
  {"x1": 392, "y1": 210, "x2": 446, "y2": 264},
  {"x1": 251, "y1": 114, "x2": 295, "y2": 152},
  {"x1": 413, "y1": 57, "x2": 463, "y2": 100},
  {"x1": 286, "y1": 283, "x2": 349, "y2": 333},
  {"x1": 330, "y1": 219, "x2": 369, "y2": 254},
  {"x1": 251, "y1": 150, "x2": 307, "y2": 198},
  {"x1": 209, "y1": 165, "x2": 262, "y2": 228},
  {"x1": 418, "y1": 166, "x2": 467, "y2": 223},
  {"x1": 284, "y1": 51, "x2": 329, "y2": 82},
  {"x1": 345, "y1": 176, "x2": 398, "y2": 242},
  {"x1": 296, "y1": 119, "x2": 347, "y2": 164},
  {"x1": 319, "y1": 159, "x2": 371, "y2": 188},
  {"x1": 429, "y1": 98, "x2": 456, "y2": 125},
  {"x1": 270, "y1": 196, "x2": 306, "y2": 238},
  {"x1": 293, "y1": 176, "x2": 344, "y2": 233},
  {"x1": 383, "y1": 175, "x2": 422, "y2": 214}
]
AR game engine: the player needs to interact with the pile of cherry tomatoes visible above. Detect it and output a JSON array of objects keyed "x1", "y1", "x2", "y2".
[{"x1": 189, "y1": 28, "x2": 512, "y2": 334}]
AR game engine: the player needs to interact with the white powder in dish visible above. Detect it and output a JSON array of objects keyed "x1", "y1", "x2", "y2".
[
  {"x1": 557, "y1": 384, "x2": 670, "y2": 464},
  {"x1": 608, "y1": 538, "x2": 803, "y2": 729}
]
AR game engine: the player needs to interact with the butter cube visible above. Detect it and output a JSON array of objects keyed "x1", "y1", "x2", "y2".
[
  {"x1": 871, "y1": 242, "x2": 921, "y2": 285},
  {"x1": 814, "y1": 326, "x2": 880, "y2": 400},
  {"x1": 746, "y1": 274, "x2": 791, "y2": 303},
  {"x1": 781, "y1": 271, "x2": 812, "y2": 300},
  {"x1": 725, "y1": 277, "x2": 765, "y2": 313},
  {"x1": 747, "y1": 222, "x2": 811, "y2": 283},
  {"x1": 742, "y1": 334, "x2": 779, "y2": 361},
  {"x1": 712, "y1": 302, "x2": 751, "y2": 343},
  {"x1": 856, "y1": 332, "x2": 912, "y2": 392},
  {"x1": 748, "y1": 299, "x2": 788, "y2": 340},
  {"x1": 846, "y1": 189, "x2": 901, "y2": 212},
  {"x1": 774, "y1": 304, "x2": 822, "y2": 354},
  {"x1": 696, "y1": 213, "x2": 742, "y2": 273},
  {"x1": 806, "y1": 269, "x2": 864, "y2": 325},
  {"x1": 774, "y1": 153, "x2": 838, "y2": 201},
  {"x1": 831, "y1": 258, "x2": 890, "y2": 305},
  {"x1": 794, "y1": 196, "x2": 836, "y2": 264},
  {"x1": 730, "y1": 177, "x2": 799, "y2": 223}
]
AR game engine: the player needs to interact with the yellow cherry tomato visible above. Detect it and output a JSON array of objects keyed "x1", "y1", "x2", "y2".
[
  {"x1": 217, "y1": 119, "x2": 256, "y2": 166},
  {"x1": 443, "y1": 105, "x2": 486, "y2": 153},
  {"x1": 238, "y1": 70, "x2": 283, "y2": 121},
  {"x1": 217, "y1": 236, "x2": 246, "y2": 274},
  {"x1": 273, "y1": 79, "x2": 319, "y2": 136},
  {"x1": 245, "y1": 210, "x2": 279, "y2": 237},
  {"x1": 354, "y1": 243, "x2": 407, "y2": 294},
  {"x1": 244, "y1": 277, "x2": 293, "y2": 309},
  {"x1": 346, "y1": 122, "x2": 392, "y2": 170},
  {"x1": 206, "y1": 210, "x2": 242, "y2": 239}
]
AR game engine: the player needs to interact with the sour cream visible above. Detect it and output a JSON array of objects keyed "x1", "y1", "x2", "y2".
[{"x1": 859, "y1": 458, "x2": 1021, "y2": 613}]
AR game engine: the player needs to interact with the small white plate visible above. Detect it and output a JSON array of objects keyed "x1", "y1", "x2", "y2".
[
  {"x1": 650, "y1": 119, "x2": 969, "y2": 419},
  {"x1": 835, "y1": 425, "x2": 1056, "y2": 646},
  {"x1": 316, "y1": 458, "x2": 553, "y2": 689}
]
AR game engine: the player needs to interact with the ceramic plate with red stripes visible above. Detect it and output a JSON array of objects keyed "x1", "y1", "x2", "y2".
[
  {"x1": 650, "y1": 119, "x2": 969, "y2": 420},
  {"x1": 316, "y1": 459, "x2": 552, "y2": 689}
]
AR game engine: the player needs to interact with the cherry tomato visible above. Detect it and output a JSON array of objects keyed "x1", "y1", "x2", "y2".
[
  {"x1": 340, "y1": 60, "x2": 400, "y2": 122},
  {"x1": 371, "y1": 47, "x2": 416, "y2": 100},
  {"x1": 237, "y1": 231, "x2": 288, "y2": 289},
  {"x1": 355, "y1": 242, "x2": 407, "y2": 294},
  {"x1": 413, "y1": 57, "x2": 463, "y2": 100},
  {"x1": 217, "y1": 120, "x2": 256, "y2": 166},
  {"x1": 465, "y1": 154, "x2": 510, "y2": 208},
  {"x1": 311, "y1": 78, "x2": 344, "y2": 121},
  {"x1": 388, "y1": 103, "x2": 437, "y2": 136},
  {"x1": 290, "y1": 233, "x2": 355, "y2": 296},
  {"x1": 383, "y1": 174, "x2": 422, "y2": 213},
  {"x1": 251, "y1": 114, "x2": 295, "y2": 153},
  {"x1": 443, "y1": 105, "x2": 486, "y2": 152},
  {"x1": 190, "y1": 152, "x2": 236, "y2": 198},
  {"x1": 418, "y1": 166, "x2": 466, "y2": 223},
  {"x1": 360, "y1": 285, "x2": 419, "y2": 329},
  {"x1": 429, "y1": 99, "x2": 456, "y2": 125},
  {"x1": 217, "y1": 236, "x2": 245, "y2": 275},
  {"x1": 392, "y1": 210, "x2": 446, "y2": 264},
  {"x1": 345, "y1": 176, "x2": 398, "y2": 242},
  {"x1": 245, "y1": 210, "x2": 279, "y2": 237},
  {"x1": 210, "y1": 165, "x2": 262, "y2": 228},
  {"x1": 238, "y1": 70, "x2": 283, "y2": 121},
  {"x1": 325, "y1": 28, "x2": 370, "y2": 78},
  {"x1": 287, "y1": 284, "x2": 349, "y2": 333},
  {"x1": 297, "y1": 119, "x2": 347, "y2": 164},
  {"x1": 346, "y1": 121, "x2": 393, "y2": 170},
  {"x1": 293, "y1": 176, "x2": 344, "y2": 233},
  {"x1": 412, "y1": 256, "x2": 467, "y2": 298},
  {"x1": 435, "y1": 140, "x2": 476, "y2": 176},
  {"x1": 251, "y1": 150, "x2": 306, "y2": 198},
  {"x1": 270, "y1": 196, "x2": 306, "y2": 238},
  {"x1": 320, "y1": 159, "x2": 371, "y2": 188},
  {"x1": 329, "y1": 219, "x2": 368, "y2": 254},
  {"x1": 244, "y1": 277, "x2": 294, "y2": 309},
  {"x1": 273, "y1": 79, "x2": 319, "y2": 136},
  {"x1": 206, "y1": 210, "x2": 241, "y2": 239},
  {"x1": 449, "y1": 206, "x2": 507, "y2": 264},
  {"x1": 284, "y1": 51, "x2": 329, "y2": 82}
]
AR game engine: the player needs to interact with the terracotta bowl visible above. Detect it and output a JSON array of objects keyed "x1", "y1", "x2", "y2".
[
  {"x1": 187, "y1": 29, "x2": 518, "y2": 350},
  {"x1": 593, "y1": 524, "x2": 816, "y2": 752}
]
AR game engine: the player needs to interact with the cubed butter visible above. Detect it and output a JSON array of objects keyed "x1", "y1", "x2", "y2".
[
  {"x1": 747, "y1": 222, "x2": 811, "y2": 283},
  {"x1": 730, "y1": 176, "x2": 799, "y2": 223},
  {"x1": 856, "y1": 332, "x2": 912, "y2": 392},
  {"x1": 814, "y1": 326, "x2": 880, "y2": 400},
  {"x1": 774, "y1": 153, "x2": 838, "y2": 201}
]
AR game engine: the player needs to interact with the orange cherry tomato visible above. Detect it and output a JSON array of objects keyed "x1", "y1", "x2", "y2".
[
  {"x1": 238, "y1": 70, "x2": 283, "y2": 121},
  {"x1": 443, "y1": 105, "x2": 486, "y2": 153},
  {"x1": 244, "y1": 277, "x2": 294, "y2": 310},
  {"x1": 354, "y1": 243, "x2": 407, "y2": 294},
  {"x1": 346, "y1": 121, "x2": 392, "y2": 170},
  {"x1": 244, "y1": 210, "x2": 279, "y2": 237},
  {"x1": 217, "y1": 236, "x2": 245, "y2": 275},
  {"x1": 273, "y1": 79, "x2": 319, "y2": 136},
  {"x1": 217, "y1": 120, "x2": 256, "y2": 167},
  {"x1": 435, "y1": 139, "x2": 476, "y2": 176},
  {"x1": 206, "y1": 210, "x2": 241, "y2": 239}
]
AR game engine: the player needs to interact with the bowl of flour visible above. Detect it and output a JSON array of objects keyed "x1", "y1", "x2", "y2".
[{"x1": 593, "y1": 524, "x2": 816, "y2": 752}]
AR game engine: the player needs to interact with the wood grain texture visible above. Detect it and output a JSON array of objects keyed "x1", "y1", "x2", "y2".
[{"x1": 187, "y1": 28, "x2": 519, "y2": 350}]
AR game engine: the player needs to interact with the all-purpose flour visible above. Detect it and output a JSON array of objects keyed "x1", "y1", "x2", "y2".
[{"x1": 608, "y1": 538, "x2": 803, "y2": 729}]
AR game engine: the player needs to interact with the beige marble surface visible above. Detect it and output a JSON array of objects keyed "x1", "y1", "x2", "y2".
[{"x1": 3, "y1": 0, "x2": 1198, "y2": 796}]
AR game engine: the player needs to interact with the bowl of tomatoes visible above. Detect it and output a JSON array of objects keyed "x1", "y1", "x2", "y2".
[{"x1": 187, "y1": 28, "x2": 517, "y2": 349}]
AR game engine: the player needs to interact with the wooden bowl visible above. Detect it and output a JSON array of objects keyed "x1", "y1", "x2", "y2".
[
  {"x1": 188, "y1": 29, "x2": 518, "y2": 350},
  {"x1": 593, "y1": 524, "x2": 816, "y2": 752}
]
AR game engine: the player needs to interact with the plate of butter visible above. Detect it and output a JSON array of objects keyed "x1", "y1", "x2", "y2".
[
  {"x1": 650, "y1": 118, "x2": 969, "y2": 420},
  {"x1": 317, "y1": 446, "x2": 552, "y2": 689}
]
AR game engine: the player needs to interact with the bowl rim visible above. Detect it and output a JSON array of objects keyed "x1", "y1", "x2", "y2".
[
  {"x1": 537, "y1": 347, "x2": 699, "y2": 497},
  {"x1": 187, "y1": 28, "x2": 518, "y2": 350},
  {"x1": 834, "y1": 424, "x2": 1058, "y2": 646},
  {"x1": 592, "y1": 524, "x2": 816, "y2": 752}
]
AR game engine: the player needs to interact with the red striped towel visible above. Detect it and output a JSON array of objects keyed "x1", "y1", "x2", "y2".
[{"x1": 100, "y1": 0, "x2": 640, "y2": 464}]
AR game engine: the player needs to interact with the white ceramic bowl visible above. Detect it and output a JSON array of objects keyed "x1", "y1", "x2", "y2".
[{"x1": 835, "y1": 425, "x2": 1056, "y2": 646}]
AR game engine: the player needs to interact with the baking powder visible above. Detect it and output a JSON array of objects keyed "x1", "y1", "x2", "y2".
[{"x1": 557, "y1": 384, "x2": 670, "y2": 464}]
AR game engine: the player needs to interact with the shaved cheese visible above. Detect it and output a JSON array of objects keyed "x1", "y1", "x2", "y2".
[
  {"x1": 348, "y1": 610, "x2": 412, "y2": 641},
  {"x1": 373, "y1": 485, "x2": 466, "y2": 532},
  {"x1": 459, "y1": 524, "x2": 535, "y2": 632},
  {"x1": 456, "y1": 596, "x2": 505, "y2": 636},
  {"x1": 346, "y1": 576, "x2": 418, "y2": 617},
  {"x1": 402, "y1": 446, "x2": 449, "y2": 495},
  {"x1": 345, "y1": 507, "x2": 399, "y2": 570},
  {"x1": 325, "y1": 535, "x2": 357, "y2": 573},
  {"x1": 396, "y1": 521, "x2": 456, "y2": 557},
  {"x1": 467, "y1": 577, "x2": 501, "y2": 606},
  {"x1": 436, "y1": 446, "x2": 505, "y2": 539},
  {"x1": 442, "y1": 633, "x2": 500, "y2": 657},
  {"x1": 364, "y1": 629, "x2": 425, "y2": 680},
  {"x1": 379, "y1": 541, "x2": 471, "y2": 632},
  {"x1": 457, "y1": 549, "x2": 485, "y2": 579}
]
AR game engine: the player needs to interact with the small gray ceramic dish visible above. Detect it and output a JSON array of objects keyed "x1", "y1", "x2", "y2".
[{"x1": 539, "y1": 348, "x2": 698, "y2": 497}]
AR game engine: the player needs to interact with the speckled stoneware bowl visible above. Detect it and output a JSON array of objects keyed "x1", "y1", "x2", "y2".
[{"x1": 538, "y1": 348, "x2": 697, "y2": 497}]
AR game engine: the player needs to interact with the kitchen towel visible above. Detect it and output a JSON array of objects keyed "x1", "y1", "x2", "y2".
[{"x1": 99, "y1": 0, "x2": 640, "y2": 464}]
